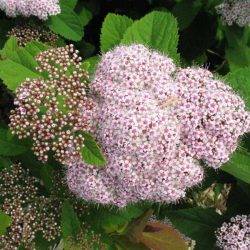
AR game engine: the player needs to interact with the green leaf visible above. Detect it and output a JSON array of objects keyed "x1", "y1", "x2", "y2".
[
  {"x1": 81, "y1": 132, "x2": 106, "y2": 166},
  {"x1": 100, "y1": 14, "x2": 133, "y2": 53},
  {"x1": 0, "y1": 39, "x2": 49, "y2": 91},
  {"x1": 225, "y1": 26, "x2": 250, "y2": 71},
  {"x1": 101, "y1": 206, "x2": 145, "y2": 234},
  {"x1": 83, "y1": 56, "x2": 100, "y2": 77},
  {"x1": 60, "y1": 0, "x2": 78, "y2": 10},
  {"x1": 0, "y1": 60, "x2": 39, "y2": 91},
  {"x1": 61, "y1": 200, "x2": 81, "y2": 240},
  {"x1": 226, "y1": 47, "x2": 250, "y2": 71},
  {"x1": 225, "y1": 67, "x2": 250, "y2": 109},
  {"x1": 0, "y1": 211, "x2": 12, "y2": 236},
  {"x1": 121, "y1": 11, "x2": 179, "y2": 62},
  {"x1": 0, "y1": 36, "x2": 18, "y2": 58},
  {"x1": 77, "y1": 7, "x2": 93, "y2": 27},
  {"x1": 165, "y1": 208, "x2": 223, "y2": 250},
  {"x1": 0, "y1": 157, "x2": 12, "y2": 171},
  {"x1": 47, "y1": 4, "x2": 84, "y2": 41},
  {"x1": 0, "y1": 128, "x2": 28, "y2": 156},
  {"x1": 222, "y1": 149, "x2": 250, "y2": 184},
  {"x1": 172, "y1": 0, "x2": 202, "y2": 31}
]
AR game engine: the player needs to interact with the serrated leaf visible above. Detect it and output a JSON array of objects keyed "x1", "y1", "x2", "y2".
[
  {"x1": 0, "y1": 211, "x2": 12, "y2": 236},
  {"x1": 0, "y1": 36, "x2": 18, "y2": 58},
  {"x1": 61, "y1": 200, "x2": 81, "y2": 240},
  {"x1": 0, "y1": 60, "x2": 39, "y2": 91},
  {"x1": 100, "y1": 14, "x2": 133, "y2": 53},
  {"x1": 81, "y1": 132, "x2": 106, "y2": 166},
  {"x1": 0, "y1": 128, "x2": 28, "y2": 156},
  {"x1": 225, "y1": 67, "x2": 250, "y2": 109},
  {"x1": 121, "y1": 11, "x2": 179, "y2": 62},
  {"x1": 48, "y1": 5, "x2": 84, "y2": 41},
  {"x1": 222, "y1": 149, "x2": 250, "y2": 184},
  {"x1": 0, "y1": 39, "x2": 49, "y2": 91},
  {"x1": 165, "y1": 208, "x2": 224, "y2": 250}
]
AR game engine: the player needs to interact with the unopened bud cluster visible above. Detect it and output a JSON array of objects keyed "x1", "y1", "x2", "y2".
[
  {"x1": 216, "y1": 215, "x2": 250, "y2": 249},
  {"x1": 67, "y1": 44, "x2": 249, "y2": 207},
  {"x1": 216, "y1": 0, "x2": 250, "y2": 27},
  {"x1": 0, "y1": 164, "x2": 60, "y2": 250},
  {"x1": 10, "y1": 45, "x2": 97, "y2": 164},
  {"x1": 8, "y1": 24, "x2": 58, "y2": 47},
  {"x1": 0, "y1": 0, "x2": 60, "y2": 20}
]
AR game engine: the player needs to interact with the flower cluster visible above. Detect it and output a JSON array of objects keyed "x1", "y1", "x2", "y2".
[
  {"x1": 67, "y1": 45, "x2": 204, "y2": 207},
  {"x1": 67, "y1": 44, "x2": 249, "y2": 207},
  {"x1": 175, "y1": 67, "x2": 250, "y2": 168},
  {"x1": 0, "y1": 164, "x2": 60, "y2": 250},
  {"x1": 8, "y1": 24, "x2": 58, "y2": 47},
  {"x1": 9, "y1": 45, "x2": 97, "y2": 164},
  {"x1": 0, "y1": 0, "x2": 60, "y2": 20},
  {"x1": 216, "y1": 215, "x2": 250, "y2": 249},
  {"x1": 216, "y1": 0, "x2": 250, "y2": 27}
]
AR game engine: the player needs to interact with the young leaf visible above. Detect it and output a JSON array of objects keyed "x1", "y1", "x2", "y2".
[
  {"x1": 81, "y1": 132, "x2": 106, "y2": 167},
  {"x1": 61, "y1": 200, "x2": 81, "y2": 240},
  {"x1": 121, "y1": 11, "x2": 179, "y2": 62},
  {"x1": 222, "y1": 149, "x2": 250, "y2": 184},
  {"x1": 0, "y1": 128, "x2": 28, "y2": 156},
  {"x1": 100, "y1": 14, "x2": 133, "y2": 53},
  {"x1": 141, "y1": 221, "x2": 189, "y2": 250},
  {"x1": 0, "y1": 211, "x2": 12, "y2": 236},
  {"x1": 225, "y1": 67, "x2": 250, "y2": 109}
]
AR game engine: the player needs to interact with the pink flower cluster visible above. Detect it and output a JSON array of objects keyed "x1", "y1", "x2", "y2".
[
  {"x1": 67, "y1": 44, "x2": 249, "y2": 207},
  {"x1": 216, "y1": 215, "x2": 250, "y2": 250},
  {"x1": 175, "y1": 67, "x2": 249, "y2": 168},
  {"x1": 0, "y1": 0, "x2": 60, "y2": 20},
  {"x1": 216, "y1": 0, "x2": 250, "y2": 27}
]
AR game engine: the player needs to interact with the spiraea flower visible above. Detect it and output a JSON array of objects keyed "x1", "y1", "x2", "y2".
[
  {"x1": 67, "y1": 45, "x2": 204, "y2": 207},
  {"x1": 216, "y1": 215, "x2": 250, "y2": 250},
  {"x1": 216, "y1": 0, "x2": 250, "y2": 27},
  {"x1": 8, "y1": 24, "x2": 58, "y2": 46},
  {"x1": 0, "y1": 164, "x2": 60, "y2": 250},
  {"x1": 175, "y1": 67, "x2": 250, "y2": 168},
  {"x1": 10, "y1": 45, "x2": 97, "y2": 164},
  {"x1": 0, "y1": 0, "x2": 60, "y2": 20}
]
